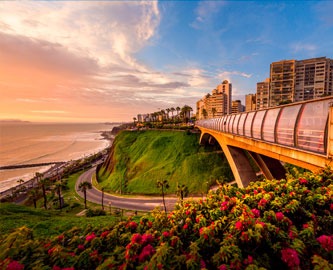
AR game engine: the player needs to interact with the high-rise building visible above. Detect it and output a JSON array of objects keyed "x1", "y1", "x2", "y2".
[
  {"x1": 245, "y1": 93, "x2": 257, "y2": 111},
  {"x1": 269, "y1": 60, "x2": 296, "y2": 107},
  {"x1": 256, "y1": 78, "x2": 270, "y2": 109},
  {"x1": 295, "y1": 57, "x2": 333, "y2": 101},
  {"x1": 196, "y1": 80, "x2": 232, "y2": 119}
]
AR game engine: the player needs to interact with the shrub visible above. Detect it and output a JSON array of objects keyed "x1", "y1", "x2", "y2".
[{"x1": 0, "y1": 168, "x2": 332, "y2": 269}]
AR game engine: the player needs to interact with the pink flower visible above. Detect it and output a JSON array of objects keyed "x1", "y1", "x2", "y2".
[
  {"x1": 7, "y1": 260, "x2": 24, "y2": 270},
  {"x1": 127, "y1": 221, "x2": 138, "y2": 230},
  {"x1": 52, "y1": 266, "x2": 61, "y2": 270},
  {"x1": 85, "y1": 232, "x2": 96, "y2": 242},
  {"x1": 219, "y1": 265, "x2": 228, "y2": 270},
  {"x1": 299, "y1": 178, "x2": 308, "y2": 184},
  {"x1": 162, "y1": 231, "x2": 170, "y2": 238},
  {"x1": 317, "y1": 235, "x2": 333, "y2": 251},
  {"x1": 139, "y1": 244, "x2": 155, "y2": 262},
  {"x1": 243, "y1": 255, "x2": 253, "y2": 265},
  {"x1": 221, "y1": 201, "x2": 228, "y2": 211},
  {"x1": 251, "y1": 208, "x2": 260, "y2": 218},
  {"x1": 142, "y1": 233, "x2": 154, "y2": 243},
  {"x1": 62, "y1": 268, "x2": 75, "y2": 270},
  {"x1": 235, "y1": 221, "x2": 243, "y2": 231},
  {"x1": 131, "y1": 233, "x2": 142, "y2": 244},
  {"x1": 281, "y1": 248, "x2": 300, "y2": 268},
  {"x1": 200, "y1": 259, "x2": 206, "y2": 268},
  {"x1": 275, "y1": 212, "x2": 284, "y2": 221},
  {"x1": 78, "y1": 244, "x2": 85, "y2": 251},
  {"x1": 330, "y1": 203, "x2": 333, "y2": 211}
]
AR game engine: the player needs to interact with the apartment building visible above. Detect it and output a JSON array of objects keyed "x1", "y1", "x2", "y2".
[
  {"x1": 196, "y1": 80, "x2": 232, "y2": 119},
  {"x1": 295, "y1": 57, "x2": 333, "y2": 101},
  {"x1": 256, "y1": 78, "x2": 270, "y2": 109},
  {"x1": 245, "y1": 93, "x2": 257, "y2": 111}
]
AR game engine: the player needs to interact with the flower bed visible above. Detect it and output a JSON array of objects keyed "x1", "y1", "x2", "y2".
[{"x1": 0, "y1": 168, "x2": 332, "y2": 269}]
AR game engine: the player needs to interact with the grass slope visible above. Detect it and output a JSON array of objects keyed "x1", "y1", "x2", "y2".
[{"x1": 98, "y1": 130, "x2": 232, "y2": 194}]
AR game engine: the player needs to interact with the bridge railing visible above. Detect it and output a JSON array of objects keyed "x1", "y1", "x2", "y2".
[{"x1": 196, "y1": 97, "x2": 333, "y2": 155}]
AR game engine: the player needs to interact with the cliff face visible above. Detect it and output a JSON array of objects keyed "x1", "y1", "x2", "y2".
[{"x1": 97, "y1": 130, "x2": 233, "y2": 195}]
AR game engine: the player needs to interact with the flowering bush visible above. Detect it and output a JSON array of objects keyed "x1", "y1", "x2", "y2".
[{"x1": 0, "y1": 168, "x2": 332, "y2": 269}]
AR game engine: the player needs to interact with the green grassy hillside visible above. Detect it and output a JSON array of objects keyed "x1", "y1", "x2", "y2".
[{"x1": 97, "y1": 130, "x2": 233, "y2": 194}]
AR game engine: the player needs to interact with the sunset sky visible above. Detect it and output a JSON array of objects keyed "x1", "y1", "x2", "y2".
[{"x1": 1, "y1": 1, "x2": 333, "y2": 123}]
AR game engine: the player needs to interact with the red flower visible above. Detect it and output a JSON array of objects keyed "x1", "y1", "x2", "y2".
[
  {"x1": 241, "y1": 231, "x2": 249, "y2": 242},
  {"x1": 219, "y1": 265, "x2": 228, "y2": 270},
  {"x1": 85, "y1": 232, "x2": 96, "y2": 242},
  {"x1": 302, "y1": 223, "x2": 309, "y2": 229},
  {"x1": 58, "y1": 234, "x2": 64, "y2": 241},
  {"x1": 243, "y1": 255, "x2": 253, "y2": 265},
  {"x1": 275, "y1": 212, "x2": 284, "y2": 221},
  {"x1": 52, "y1": 266, "x2": 61, "y2": 270},
  {"x1": 299, "y1": 178, "x2": 308, "y2": 184},
  {"x1": 131, "y1": 233, "x2": 142, "y2": 244},
  {"x1": 185, "y1": 210, "x2": 191, "y2": 215},
  {"x1": 235, "y1": 221, "x2": 243, "y2": 231},
  {"x1": 281, "y1": 248, "x2": 300, "y2": 268},
  {"x1": 48, "y1": 247, "x2": 56, "y2": 255},
  {"x1": 251, "y1": 208, "x2": 260, "y2": 218},
  {"x1": 100, "y1": 230, "x2": 109, "y2": 238},
  {"x1": 183, "y1": 224, "x2": 189, "y2": 230},
  {"x1": 330, "y1": 203, "x2": 333, "y2": 211},
  {"x1": 62, "y1": 268, "x2": 75, "y2": 270},
  {"x1": 253, "y1": 190, "x2": 258, "y2": 195},
  {"x1": 317, "y1": 235, "x2": 333, "y2": 251},
  {"x1": 139, "y1": 244, "x2": 155, "y2": 262},
  {"x1": 6, "y1": 260, "x2": 24, "y2": 270},
  {"x1": 258, "y1": 198, "x2": 268, "y2": 208}
]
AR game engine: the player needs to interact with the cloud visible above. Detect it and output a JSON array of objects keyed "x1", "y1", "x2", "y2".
[
  {"x1": 290, "y1": 42, "x2": 317, "y2": 53},
  {"x1": 218, "y1": 71, "x2": 252, "y2": 79},
  {"x1": 191, "y1": 0, "x2": 227, "y2": 29}
]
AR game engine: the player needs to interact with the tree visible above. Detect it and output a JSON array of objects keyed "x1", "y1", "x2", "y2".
[
  {"x1": 38, "y1": 178, "x2": 49, "y2": 209},
  {"x1": 181, "y1": 105, "x2": 193, "y2": 123},
  {"x1": 166, "y1": 108, "x2": 171, "y2": 120},
  {"x1": 156, "y1": 180, "x2": 169, "y2": 213},
  {"x1": 170, "y1": 107, "x2": 175, "y2": 120},
  {"x1": 28, "y1": 189, "x2": 39, "y2": 208},
  {"x1": 176, "y1": 106, "x2": 181, "y2": 119},
  {"x1": 212, "y1": 107, "x2": 217, "y2": 118},
  {"x1": 101, "y1": 187, "x2": 105, "y2": 210},
  {"x1": 133, "y1": 117, "x2": 137, "y2": 125},
  {"x1": 176, "y1": 184, "x2": 189, "y2": 203},
  {"x1": 78, "y1": 181, "x2": 92, "y2": 209},
  {"x1": 54, "y1": 181, "x2": 65, "y2": 209}
]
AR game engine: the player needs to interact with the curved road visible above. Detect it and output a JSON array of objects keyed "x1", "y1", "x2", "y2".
[{"x1": 76, "y1": 167, "x2": 177, "y2": 211}]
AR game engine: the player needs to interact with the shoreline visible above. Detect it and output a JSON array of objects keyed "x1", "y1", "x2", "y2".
[{"x1": 0, "y1": 130, "x2": 114, "y2": 197}]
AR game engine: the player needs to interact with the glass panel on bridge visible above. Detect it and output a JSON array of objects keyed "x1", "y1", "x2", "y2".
[
  {"x1": 225, "y1": 115, "x2": 232, "y2": 133},
  {"x1": 221, "y1": 116, "x2": 227, "y2": 132},
  {"x1": 262, "y1": 108, "x2": 280, "y2": 142},
  {"x1": 252, "y1": 110, "x2": 266, "y2": 139},
  {"x1": 228, "y1": 115, "x2": 236, "y2": 133},
  {"x1": 238, "y1": 113, "x2": 247, "y2": 136},
  {"x1": 297, "y1": 99, "x2": 331, "y2": 153},
  {"x1": 276, "y1": 104, "x2": 302, "y2": 146},
  {"x1": 233, "y1": 114, "x2": 241, "y2": 134},
  {"x1": 244, "y1": 112, "x2": 255, "y2": 137}
]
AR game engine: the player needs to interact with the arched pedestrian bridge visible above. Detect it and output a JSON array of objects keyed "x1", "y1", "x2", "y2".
[{"x1": 196, "y1": 96, "x2": 333, "y2": 187}]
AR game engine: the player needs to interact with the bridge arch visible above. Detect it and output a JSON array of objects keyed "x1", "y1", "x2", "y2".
[{"x1": 196, "y1": 96, "x2": 333, "y2": 187}]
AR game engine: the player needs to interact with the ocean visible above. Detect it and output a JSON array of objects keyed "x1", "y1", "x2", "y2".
[{"x1": 0, "y1": 122, "x2": 115, "y2": 192}]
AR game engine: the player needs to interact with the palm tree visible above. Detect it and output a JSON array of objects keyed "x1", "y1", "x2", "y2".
[
  {"x1": 212, "y1": 107, "x2": 217, "y2": 118},
  {"x1": 78, "y1": 181, "x2": 92, "y2": 209},
  {"x1": 101, "y1": 187, "x2": 105, "y2": 210},
  {"x1": 133, "y1": 117, "x2": 137, "y2": 126},
  {"x1": 176, "y1": 106, "x2": 181, "y2": 119},
  {"x1": 54, "y1": 181, "x2": 65, "y2": 209},
  {"x1": 170, "y1": 107, "x2": 175, "y2": 120},
  {"x1": 38, "y1": 178, "x2": 49, "y2": 209},
  {"x1": 176, "y1": 184, "x2": 188, "y2": 203},
  {"x1": 156, "y1": 180, "x2": 169, "y2": 213},
  {"x1": 28, "y1": 188, "x2": 39, "y2": 208},
  {"x1": 166, "y1": 108, "x2": 171, "y2": 120},
  {"x1": 181, "y1": 105, "x2": 193, "y2": 123}
]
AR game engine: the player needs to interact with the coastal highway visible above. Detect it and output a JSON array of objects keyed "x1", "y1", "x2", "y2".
[{"x1": 76, "y1": 167, "x2": 177, "y2": 212}]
